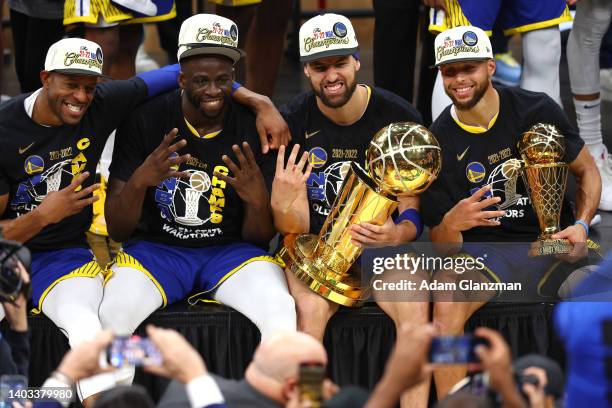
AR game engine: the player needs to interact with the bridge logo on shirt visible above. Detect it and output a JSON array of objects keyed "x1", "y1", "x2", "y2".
[
  {"x1": 307, "y1": 161, "x2": 351, "y2": 216},
  {"x1": 24, "y1": 155, "x2": 44, "y2": 175},
  {"x1": 154, "y1": 166, "x2": 229, "y2": 239},
  {"x1": 308, "y1": 147, "x2": 328, "y2": 169},
  {"x1": 466, "y1": 161, "x2": 486, "y2": 183},
  {"x1": 10, "y1": 139, "x2": 90, "y2": 214}
]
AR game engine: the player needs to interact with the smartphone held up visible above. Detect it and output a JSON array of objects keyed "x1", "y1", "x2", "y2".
[
  {"x1": 429, "y1": 335, "x2": 490, "y2": 364},
  {"x1": 107, "y1": 335, "x2": 162, "y2": 368}
]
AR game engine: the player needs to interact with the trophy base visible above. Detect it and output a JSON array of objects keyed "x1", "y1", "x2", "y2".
[
  {"x1": 278, "y1": 234, "x2": 364, "y2": 307},
  {"x1": 528, "y1": 238, "x2": 572, "y2": 257}
]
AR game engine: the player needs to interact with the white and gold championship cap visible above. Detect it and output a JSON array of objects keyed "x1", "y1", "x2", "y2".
[
  {"x1": 434, "y1": 26, "x2": 493, "y2": 66},
  {"x1": 177, "y1": 14, "x2": 245, "y2": 64},
  {"x1": 44, "y1": 38, "x2": 104, "y2": 76},
  {"x1": 299, "y1": 13, "x2": 358, "y2": 63}
]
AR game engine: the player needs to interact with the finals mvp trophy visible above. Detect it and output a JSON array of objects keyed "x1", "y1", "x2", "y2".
[
  {"x1": 518, "y1": 123, "x2": 572, "y2": 257},
  {"x1": 278, "y1": 122, "x2": 442, "y2": 306}
]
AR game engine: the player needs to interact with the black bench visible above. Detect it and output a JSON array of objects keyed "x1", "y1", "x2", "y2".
[{"x1": 25, "y1": 301, "x2": 563, "y2": 401}]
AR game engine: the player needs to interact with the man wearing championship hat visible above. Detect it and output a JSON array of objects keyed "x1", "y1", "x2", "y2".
[
  {"x1": 102, "y1": 13, "x2": 296, "y2": 358},
  {"x1": 427, "y1": 0, "x2": 571, "y2": 119},
  {"x1": 0, "y1": 36, "x2": 183, "y2": 405},
  {"x1": 0, "y1": 33, "x2": 285, "y2": 405},
  {"x1": 420, "y1": 25, "x2": 601, "y2": 402},
  {"x1": 270, "y1": 13, "x2": 428, "y2": 401}
]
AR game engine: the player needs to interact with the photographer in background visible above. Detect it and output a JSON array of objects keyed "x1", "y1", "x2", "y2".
[
  {"x1": 157, "y1": 329, "x2": 330, "y2": 408},
  {"x1": 513, "y1": 354, "x2": 564, "y2": 408},
  {"x1": 367, "y1": 325, "x2": 547, "y2": 408},
  {"x1": 0, "y1": 239, "x2": 31, "y2": 376},
  {"x1": 473, "y1": 328, "x2": 526, "y2": 408}
]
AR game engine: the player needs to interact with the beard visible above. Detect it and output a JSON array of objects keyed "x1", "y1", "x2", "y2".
[
  {"x1": 447, "y1": 79, "x2": 489, "y2": 110},
  {"x1": 312, "y1": 78, "x2": 358, "y2": 108},
  {"x1": 185, "y1": 89, "x2": 229, "y2": 119}
]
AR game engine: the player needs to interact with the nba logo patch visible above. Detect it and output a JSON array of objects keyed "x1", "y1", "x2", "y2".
[
  {"x1": 309, "y1": 147, "x2": 328, "y2": 169},
  {"x1": 466, "y1": 161, "x2": 486, "y2": 183}
]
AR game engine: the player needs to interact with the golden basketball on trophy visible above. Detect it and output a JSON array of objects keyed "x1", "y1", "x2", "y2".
[
  {"x1": 518, "y1": 123, "x2": 572, "y2": 257},
  {"x1": 278, "y1": 122, "x2": 442, "y2": 306}
]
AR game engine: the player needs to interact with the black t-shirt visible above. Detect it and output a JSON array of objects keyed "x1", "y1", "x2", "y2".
[
  {"x1": 110, "y1": 89, "x2": 274, "y2": 247},
  {"x1": 281, "y1": 85, "x2": 423, "y2": 234},
  {"x1": 0, "y1": 78, "x2": 148, "y2": 252},
  {"x1": 421, "y1": 86, "x2": 584, "y2": 242}
]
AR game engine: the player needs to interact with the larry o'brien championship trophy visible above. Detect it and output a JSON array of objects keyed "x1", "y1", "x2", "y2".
[
  {"x1": 518, "y1": 123, "x2": 572, "y2": 257},
  {"x1": 278, "y1": 122, "x2": 442, "y2": 306}
]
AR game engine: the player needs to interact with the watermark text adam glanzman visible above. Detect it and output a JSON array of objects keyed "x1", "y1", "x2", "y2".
[{"x1": 372, "y1": 279, "x2": 522, "y2": 292}]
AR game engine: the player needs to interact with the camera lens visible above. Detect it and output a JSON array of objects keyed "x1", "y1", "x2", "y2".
[{"x1": 0, "y1": 249, "x2": 22, "y2": 302}]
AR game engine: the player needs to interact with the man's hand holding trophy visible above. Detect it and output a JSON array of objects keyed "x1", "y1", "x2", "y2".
[
  {"x1": 518, "y1": 123, "x2": 576, "y2": 257},
  {"x1": 278, "y1": 122, "x2": 442, "y2": 307}
]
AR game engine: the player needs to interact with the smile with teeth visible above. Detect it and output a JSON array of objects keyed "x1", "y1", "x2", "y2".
[
  {"x1": 65, "y1": 102, "x2": 84, "y2": 113},
  {"x1": 203, "y1": 98, "x2": 223, "y2": 107},
  {"x1": 324, "y1": 82, "x2": 344, "y2": 94},
  {"x1": 454, "y1": 85, "x2": 473, "y2": 96}
]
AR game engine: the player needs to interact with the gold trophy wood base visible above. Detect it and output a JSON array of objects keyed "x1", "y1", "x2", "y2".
[
  {"x1": 528, "y1": 238, "x2": 572, "y2": 257},
  {"x1": 278, "y1": 234, "x2": 364, "y2": 307}
]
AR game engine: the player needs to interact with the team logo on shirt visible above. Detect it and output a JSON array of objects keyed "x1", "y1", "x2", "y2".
[
  {"x1": 466, "y1": 161, "x2": 486, "y2": 183},
  {"x1": 154, "y1": 165, "x2": 229, "y2": 239},
  {"x1": 24, "y1": 155, "x2": 44, "y2": 175},
  {"x1": 308, "y1": 147, "x2": 328, "y2": 169},
  {"x1": 11, "y1": 160, "x2": 71, "y2": 210},
  {"x1": 307, "y1": 160, "x2": 351, "y2": 216},
  {"x1": 10, "y1": 139, "x2": 90, "y2": 214}
]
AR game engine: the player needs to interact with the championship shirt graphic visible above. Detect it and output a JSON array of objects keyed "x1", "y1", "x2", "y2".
[
  {"x1": 10, "y1": 140, "x2": 89, "y2": 214},
  {"x1": 468, "y1": 158, "x2": 528, "y2": 219},
  {"x1": 487, "y1": 158, "x2": 524, "y2": 210},
  {"x1": 154, "y1": 164, "x2": 228, "y2": 239},
  {"x1": 306, "y1": 146, "x2": 352, "y2": 216}
]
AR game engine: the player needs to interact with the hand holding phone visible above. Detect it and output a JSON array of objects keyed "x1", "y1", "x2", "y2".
[
  {"x1": 143, "y1": 325, "x2": 207, "y2": 384},
  {"x1": 428, "y1": 335, "x2": 490, "y2": 364},
  {"x1": 298, "y1": 363, "x2": 325, "y2": 407},
  {"x1": 0, "y1": 375, "x2": 27, "y2": 406},
  {"x1": 107, "y1": 335, "x2": 162, "y2": 368}
]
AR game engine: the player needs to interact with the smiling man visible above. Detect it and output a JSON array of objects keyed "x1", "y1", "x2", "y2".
[
  {"x1": 271, "y1": 14, "x2": 427, "y2": 397},
  {"x1": 102, "y1": 14, "x2": 296, "y2": 352},
  {"x1": 0, "y1": 31, "x2": 289, "y2": 405},
  {"x1": 421, "y1": 25, "x2": 601, "y2": 402},
  {"x1": 0, "y1": 36, "x2": 187, "y2": 405}
]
